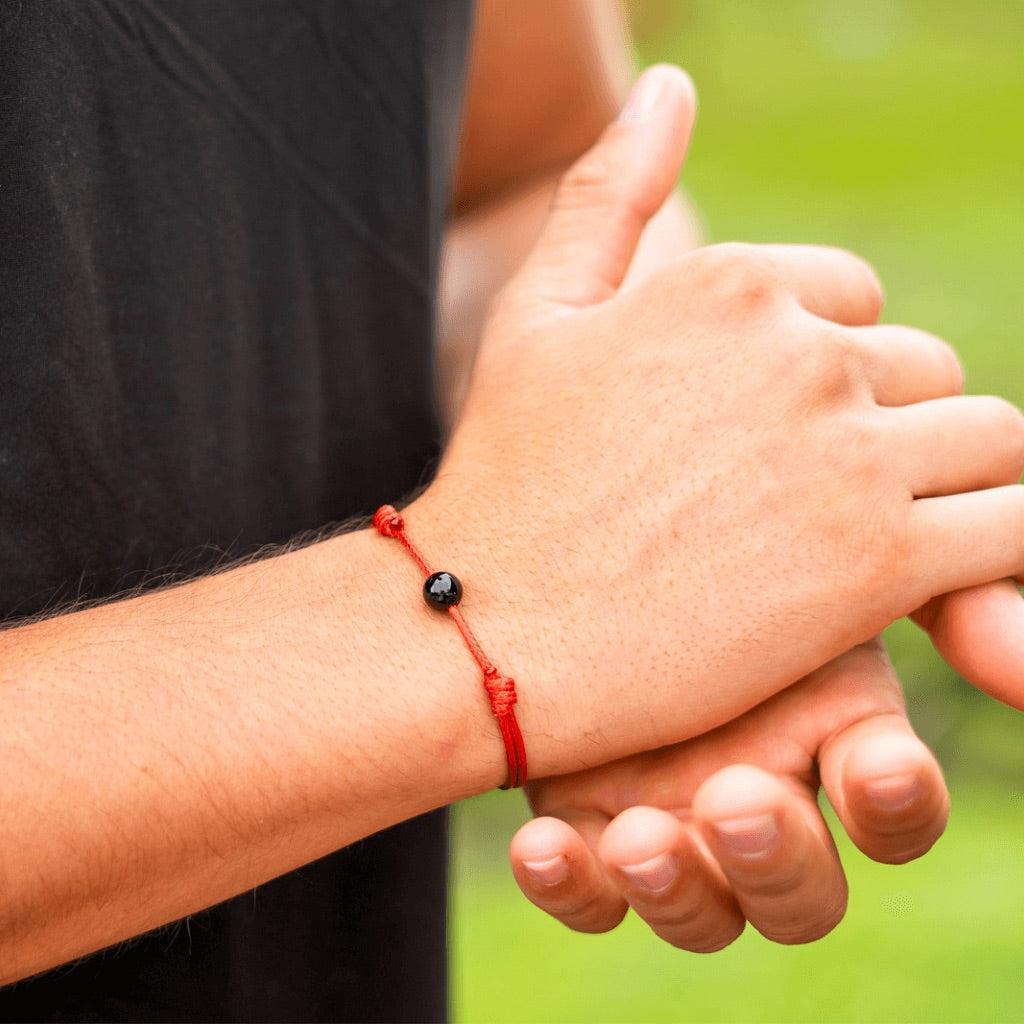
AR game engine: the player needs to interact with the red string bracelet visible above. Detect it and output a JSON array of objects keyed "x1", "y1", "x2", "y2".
[{"x1": 373, "y1": 504, "x2": 527, "y2": 790}]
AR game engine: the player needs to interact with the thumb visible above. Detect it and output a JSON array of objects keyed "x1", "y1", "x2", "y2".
[{"x1": 514, "y1": 63, "x2": 698, "y2": 310}]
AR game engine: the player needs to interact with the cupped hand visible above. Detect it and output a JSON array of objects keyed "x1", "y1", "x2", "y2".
[
  {"x1": 410, "y1": 63, "x2": 1024, "y2": 780},
  {"x1": 510, "y1": 640, "x2": 948, "y2": 950}
]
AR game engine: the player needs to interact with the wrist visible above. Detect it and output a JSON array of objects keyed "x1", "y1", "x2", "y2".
[
  {"x1": 309, "y1": 523, "x2": 514, "y2": 802},
  {"x1": 402, "y1": 484, "x2": 618, "y2": 779}
]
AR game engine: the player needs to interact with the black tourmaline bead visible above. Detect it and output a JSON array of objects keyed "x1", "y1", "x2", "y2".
[{"x1": 423, "y1": 571, "x2": 463, "y2": 609}]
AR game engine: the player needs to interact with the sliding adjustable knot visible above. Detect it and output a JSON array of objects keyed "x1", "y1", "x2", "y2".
[
  {"x1": 373, "y1": 505, "x2": 404, "y2": 538},
  {"x1": 373, "y1": 504, "x2": 528, "y2": 790},
  {"x1": 484, "y1": 669, "x2": 518, "y2": 716}
]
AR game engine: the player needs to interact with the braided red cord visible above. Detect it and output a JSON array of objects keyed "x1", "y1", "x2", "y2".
[{"x1": 373, "y1": 505, "x2": 527, "y2": 789}]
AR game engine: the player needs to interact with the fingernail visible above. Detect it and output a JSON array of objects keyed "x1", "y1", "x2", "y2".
[
  {"x1": 618, "y1": 67, "x2": 668, "y2": 124},
  {"x1": 714, "y1": 814, "x2": 779, "y2": 857},
  {"x1": 620, "y1": 853, "x2": 678, "y2": 893},
  {"x1": 864, "y1": 773, "x2": 920, "y2": 812},
  {"x1": 521, "y1": 855, "x2": 568, "y2": 887}
]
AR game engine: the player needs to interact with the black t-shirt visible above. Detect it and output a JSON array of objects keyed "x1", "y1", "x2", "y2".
[{"x1": 0, "y1": 1, "x2": 473, "y2": 1019}]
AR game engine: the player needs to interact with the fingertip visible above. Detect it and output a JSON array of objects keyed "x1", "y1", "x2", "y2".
[
  {"x1": 660, "y1": 62, "x2": 699, "y2": 120},
  {"x1": 596, "y1": 807, "x2": 693, "y2": 901},
  {"x1": 519, "y1": 854, "x2": 569, "y2": 888},
  {"x1": 693, "y1": 765, "x2": 790, "y2": 865},
  {"x1": 693, "y1": 765, "x2": 848, "y2": 945},
  {"x1": 510, "y1": 816, "x2": 628, "y2": 933},
  {"x1": 691, "y1": 764, "x2": 785, "y2": 825},
  {"x1": 619, "y1": 64, "x2": 697, "y2": 126},
  {"x1": 861, "y1": 772, "x2": 921, "y2": 814},
  {"x1": 517, "y1": 62, "x2": 699, "y2": 308},
  {"x1": 618, "y1": 852, "x2": 680, "y2": 895},
  {"x1": 844, "y1": 732, "x2": 933, "y2": 795},
  {"x1": 510, "y1": 815, "x2": 579, "y2": 875},
  {"x1": 597, "y1": 806, "x2": 747, "y2": 952},
  {"x1": 838, "y1": 731, "x2": 949, "y2": 864},
  {"x1": 596, "y1": 805, "x2": 686, "y2": 867}
]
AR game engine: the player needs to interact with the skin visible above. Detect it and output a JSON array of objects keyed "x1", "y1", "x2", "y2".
[
  {"x1": 2, "y1": 0, "x2": 1024, "y2": 987},
  {"x1": 428, "y1": 65, "x2": 1024, "y2": 768},
  {"x1": 512, "y1": 641, "x2": 949, "y2": 950},
  {"x1": 448, "y1": 7, "x2": 1024, "y2": 948}
]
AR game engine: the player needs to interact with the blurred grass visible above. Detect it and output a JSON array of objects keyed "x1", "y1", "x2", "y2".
[{"x1": 453, "y1": 2, "x2": 1024, "y2": 1021}]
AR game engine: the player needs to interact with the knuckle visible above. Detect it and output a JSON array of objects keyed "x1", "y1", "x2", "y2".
[
  {"x1": 833, "y1": 493, "x2": 911, "y2": 615},
  {"x1": 553, "y1": 136, "x2": 643, "y2": 232},
  {"x1": 555, "y1": 145, "x2": 618, "y2": 211},
  {"x1": 792, "y1": 325, "x2": 864, "y2": 404},
  {"x1": 822, "y1": 331, "x2": 861, "y2": 392},
  {"x1": 685, "y1": 242, "x2": 781, "y2": 310}
]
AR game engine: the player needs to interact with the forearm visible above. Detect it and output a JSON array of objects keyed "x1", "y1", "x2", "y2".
[
  {"x1": 0, "y1": 523, "x2": 503, "y2": 984},
  {"x1": 2, "y1": 145, "x2": 703, "y2": 990}
]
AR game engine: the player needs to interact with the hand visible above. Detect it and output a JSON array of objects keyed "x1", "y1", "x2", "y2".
[
  {"x1": 501, "y1": 63, "x2": 1021, "y2": 954},
  {"x1": 410, "y1": 64, "x2": 1024, "y2": 779},
  {"x1": 510, "y1": 640, "x2": 948, "y2": 950}
]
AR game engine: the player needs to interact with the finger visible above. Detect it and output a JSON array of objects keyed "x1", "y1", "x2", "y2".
[
  {"x1": 693, "y1": 765, "x2": 848, "y2": 945},
  {"x1": 732, "y1": 242, "x2": 885, "y2": 326},
  {"x1": 514, "y1": 64, "x2": 697, "y2": 309},
  {"x1": 914, "y1": 579, "x2": 1024, "y2": 711},
  {"x1": 510, "y1": 815, "x2": 628, "y2": 934},
  {"x1": 908, "y1": 485, "x2": 1024, "y2": 602},
  {"x1": 852, "y1": 324, "x2": 964, "y2": 405},
  {"x1": 887, "y1": 395, "x2": 1024, "y2": 497},
  {"x1": 820, "y1": 712, "x2": 948, "y2": 865},
  {"x1": 597, "y1": 806, "x2": 745, "y2": 953}
]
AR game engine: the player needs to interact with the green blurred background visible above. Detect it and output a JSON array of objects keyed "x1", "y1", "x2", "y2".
[{"x1": 452, "y1": 2, "x2": 1024, "y2": 1020}]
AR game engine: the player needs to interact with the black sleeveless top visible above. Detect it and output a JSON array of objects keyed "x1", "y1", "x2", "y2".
[{"x1": 0, "y1": 1, "x2": 473, "y2": 1019}]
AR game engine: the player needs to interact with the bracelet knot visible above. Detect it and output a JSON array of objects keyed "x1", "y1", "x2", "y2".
[
  {"x1": 373, "y1": 504, "x2": 404, "y2": 537},
  {"x1": 484, "y1": 669, "x2": 518, "y2": 716}
]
